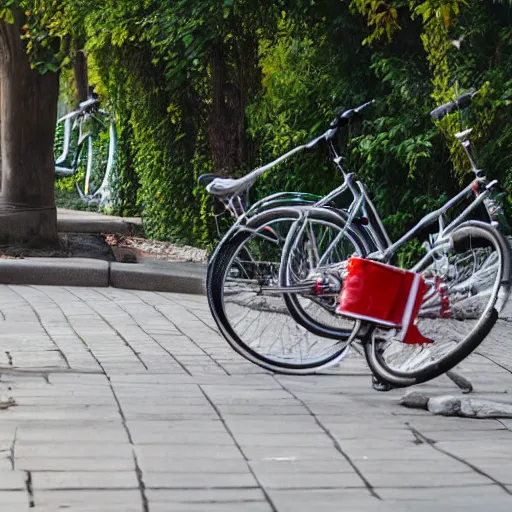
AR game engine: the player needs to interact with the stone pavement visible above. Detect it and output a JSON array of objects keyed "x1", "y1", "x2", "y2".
[{"x1": 0, "y1": 285, "x2": 511, "y2": 511}]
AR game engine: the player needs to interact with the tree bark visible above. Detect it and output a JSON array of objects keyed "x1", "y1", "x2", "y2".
[
  {"x1": 74, "y1": 39, "x2": 89, "y2": 104},
  {"x1": 208, "y1": 40, "x2": 244, "y2": 176},
  {"x1": 0, "y1": 19, "x2": 59, "y2": 245}
]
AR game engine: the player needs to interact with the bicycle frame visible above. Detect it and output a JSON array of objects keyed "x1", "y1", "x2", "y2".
[{"x1": 207, "y1": 102, "x2": 509, "y2": 283}]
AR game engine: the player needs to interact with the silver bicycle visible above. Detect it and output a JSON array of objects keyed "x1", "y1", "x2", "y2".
[
  {"x1": 203, "y1": 101, "x2": 376, "y2": 373},
  {"x1": 204, "y1": 93, "x2": 511, "y2": 385}
]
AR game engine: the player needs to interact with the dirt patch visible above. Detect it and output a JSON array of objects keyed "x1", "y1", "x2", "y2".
[
  {"x1": 0, "y1": 233, "x2": 207, "y2": 264},
  {"x1": 103, "y1": 234, "x2": 208, "y2": 263},
  {"x1": 0, "y1": 234, "x2": 115, "y2": 261}
]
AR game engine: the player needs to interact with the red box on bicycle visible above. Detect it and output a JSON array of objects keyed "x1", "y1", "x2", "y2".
[{"x1": 336, "y1": 257, "x2": 431, "y2": 344}]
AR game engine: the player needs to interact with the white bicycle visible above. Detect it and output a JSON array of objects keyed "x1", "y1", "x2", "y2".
[{"x1": 54, "y1": 97, "x2": 117, "y2": 206}]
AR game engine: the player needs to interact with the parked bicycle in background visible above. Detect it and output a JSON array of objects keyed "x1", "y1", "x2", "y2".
[{"x1": 54, "y1": 92, "x2": 117, "y2": 207}]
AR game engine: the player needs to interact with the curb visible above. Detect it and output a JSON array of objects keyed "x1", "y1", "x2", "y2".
[
  {"x1": 57, "y1": 219, "x2": 141, "y2": 235},
  {"x1": 0, "y1": 258, "x2": 206, "y2": 294},
  {"x1": 57, "y1": 208, "x2": 143, "y2": 235},
  {"x1": 110, "y1": 261, "x2": 206, "y2": 294}
]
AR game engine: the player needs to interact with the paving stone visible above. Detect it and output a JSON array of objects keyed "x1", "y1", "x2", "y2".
[
  {"x1": 0, "y1": 491, "x2": 29, "y2": 505},
  {"x1": 146, "y1": 488, "x2": 265, "y2": 503},
  {"x1": 149, "y1": 503, "x2": 272, "y2": 512},
  {"x1": 2, "y1": 406, "x2": 121, "y2": 421},
  {"x1": 267, "y1": 488, "x2": 377, "y2": 511},
  {"x1": 0, "y1": 285, "x2": 510, "y2": 511},
  {"x1": 257, "y1": 471, "x2": 366, "y2": 489},
  {"x1": 33, "y1": 489, "x2": 142, "y2": 508},
  {"x1": 129, "y1": 429, "x2": 234, "y2": 445},
  {"x1": 233, "y1": 433, "x2": 335, "y2": 448},
  {"x1": 137, "y1": 458, "x2": 250, "y2": 474},
  {"x1": 16, "y1": 426, "x2": 128, "y2": 443},
  {"x1": 32, "y1": 471, "x2": 139, "y2": 489},
  {"x1": 249, "y1": 459, "x2": 355, "y2": 474},
  {"x1": 0, "y1": 472, "x2": 27, "y2": 490},
  {"x1": 144, "y1": 472, "x2": 258, "y2": 488},
  {"x1": 376, "y1": 484, "x2": 510, "y2": 501},
  {"x1": 241, "y1": 446, "x2": 348, "y2": 461},
  {"x1": 15, "y1": 457, "x2": 135, "y2": 471},
  {"x1": 225, "y1": 418, "x2": 322, "y2": 435},
  {"x1": 15, "y1": 443, "x2": 133, "y2": 459},
  {"x1": 135, "y1": 444, "x2": 242, "y2": 460},
  {"x1": 363, "y1": 471, "x2": 492, "y2": 487}
]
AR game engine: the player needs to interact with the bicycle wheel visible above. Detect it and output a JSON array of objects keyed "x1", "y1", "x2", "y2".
[
  {"x1": 207, "y1": 207, "x2": 362, "y2": 373},
  {"x1": 279, "y1": 207, "x2": 373, "y2": 339},
  {"x1": 364, "y1": 221, "x2": 510, "y2": 388}
]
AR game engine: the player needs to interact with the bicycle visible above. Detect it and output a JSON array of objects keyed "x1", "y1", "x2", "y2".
[
  {"x1": 202, "y1": 102, "x2": 379, "y2": 373},
  {"x1": 203, "y1": 93, "x2": 511, "y2": 386},
  {"x1": 54, "y1": 96, "x2": 117, "y2": 206},
  {"x1": 277, "y1": 92, "x2": 511, "y2": 387}
]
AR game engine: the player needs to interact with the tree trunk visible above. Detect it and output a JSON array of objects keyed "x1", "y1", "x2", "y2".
[
  {"x1": 208, "y1": 40, "x2": 244, "y2": 176},
  {"x1": 0, "y1": 19, "x2": 59, "y2": 246},
  {"x1": 74, "y1": 39, "x2": 89, "y2": 104}
]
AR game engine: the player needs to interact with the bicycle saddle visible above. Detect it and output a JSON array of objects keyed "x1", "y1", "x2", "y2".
[{"x1": 205, "y1": 174, "x2": 257, "y2": 199}]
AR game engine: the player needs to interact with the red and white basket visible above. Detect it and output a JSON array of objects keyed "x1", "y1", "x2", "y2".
[{"x1": 336, "y1": 257, "x2": 432, "y2": 344}]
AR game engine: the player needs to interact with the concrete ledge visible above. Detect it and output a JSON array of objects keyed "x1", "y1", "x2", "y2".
[
  {"x1": 57, "y1": 219, "x2": 140, "y2": 235},
  {"x1": 0, "y1": 257, "x2": 207, "y2": 294},
  {"x1": 0, "y1": 258, "x2": 109, "y2": 287},
  {"x1": 110, "y1": 261, "x2": 206, "y2": 294},
  {"x1": 57, "y1": 208, "x2": 142, "y2": 235}
]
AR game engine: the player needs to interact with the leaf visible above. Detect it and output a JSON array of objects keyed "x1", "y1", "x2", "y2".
[{"x1": 0, "y1": 7, "x2": 14, "y2": 24}]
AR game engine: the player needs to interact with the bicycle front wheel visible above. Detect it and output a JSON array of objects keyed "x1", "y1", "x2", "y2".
[
  {"x1": 207, "y1": 207, "x2": 356, "y2": 373},
  {"x1": 364, "y1": 221, "x2": 510, "y2": 388}
]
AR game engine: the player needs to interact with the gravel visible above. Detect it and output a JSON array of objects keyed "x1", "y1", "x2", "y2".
[{"x1": 103, "y1": 234, "x2": 208, "y2": 263}]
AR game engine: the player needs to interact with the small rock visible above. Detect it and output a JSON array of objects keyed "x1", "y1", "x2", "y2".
[
  {"x1": 0, "y1": 396, "x2": 16, "y2": 410},
  {"x1": 460, "y1": 398, "x2": 512, "y2": 418},
  {"x1": 400, "y1": 391, "x2": 430, "y2": 409},
  {"x1": 427, "y1": 395, "x2": 512, "y2": 418},
  {"x1": 428, "y1": 396, "x2": 462, "y2": 416}
]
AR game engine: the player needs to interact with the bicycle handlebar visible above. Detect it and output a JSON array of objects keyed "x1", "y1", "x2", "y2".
[
  {"x1": 308, "y1": 100, "x2": 375, "y2": 148},
  {"x1": 57, "y1": 98, "x2": 101, "y2": 123},
  {"x1": 430, "y1": 90, "x2": 475, "y2": 121},
  {"x1": 329, "y1": 100, "x2": 375, "y2": 129}
]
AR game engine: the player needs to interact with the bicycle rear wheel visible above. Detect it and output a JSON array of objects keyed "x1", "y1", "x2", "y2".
[
  {"x1": 364, "y1": 221, "x2": 510, "y2": 388},
  {"x1": 207, "y1": 207, "x2": 359, "y2": 373}
]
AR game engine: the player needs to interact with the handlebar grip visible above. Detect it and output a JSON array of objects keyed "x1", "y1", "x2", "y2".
[
  {"x1": 430, "y1": 101, "x2": 455, "y2": 120},
  {"x1": 330, "y1": 100, "x2": 374, "y2": 128},
  {"x1": 455, "y1": 92, "x2": 473, "y2": 109},
  {"x1": 430, "y1": 90, "x2": 475, "y2": 120}
]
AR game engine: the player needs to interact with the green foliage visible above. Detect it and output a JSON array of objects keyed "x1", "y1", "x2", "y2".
[
  {"x1": 54, "y1": 189, "x2": 102, "y2": 212},
  {"x1": 0, "y1": 0, "x2": 77, "y2": 73},
  {"x1": 246, "y1": 16, "x2": 341, "y2": 201},
  {"x1": 52, "y1": 0, "x2": 512, "y2": 248}
]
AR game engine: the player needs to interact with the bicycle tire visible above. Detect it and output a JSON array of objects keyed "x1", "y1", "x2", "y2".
[
  {"x1": 279, "y1": 207, "x2": 374, "y2": 339},
  {"x1": 363, "y1": 221, "x2": 510, "y2": 388},
  {"x1": 207, "y1": 207, "x2": 361, "y2": 373}
]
